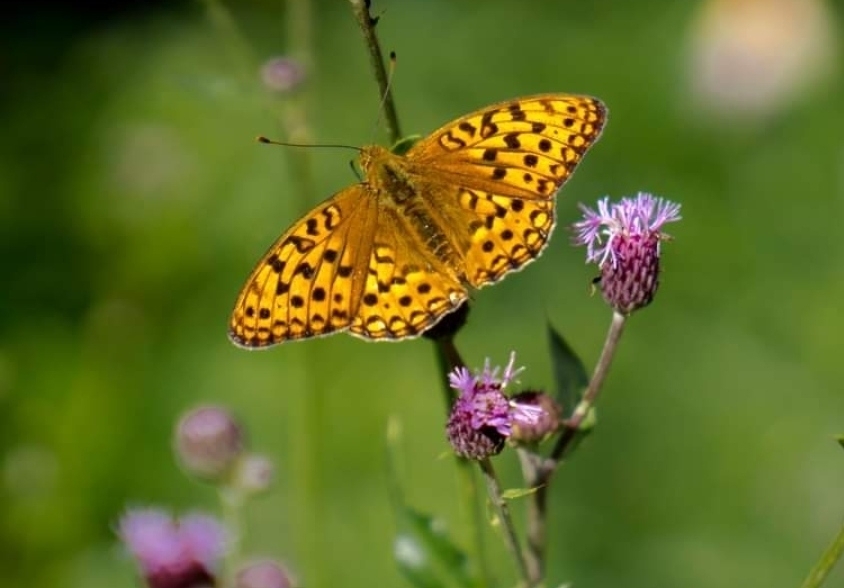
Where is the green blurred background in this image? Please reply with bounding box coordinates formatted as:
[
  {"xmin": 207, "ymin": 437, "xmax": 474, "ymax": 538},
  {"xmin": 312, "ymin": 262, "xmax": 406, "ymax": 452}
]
[{"xmin": 3, "ymin": 0, "xmax": 844, "ymax": 586}]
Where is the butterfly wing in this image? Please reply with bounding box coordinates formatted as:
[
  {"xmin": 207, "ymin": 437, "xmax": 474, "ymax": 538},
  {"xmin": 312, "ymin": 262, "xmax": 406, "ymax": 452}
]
[
  {"xmin": 348, "ymin": 204, "xmax": 467, "ymax": 340},
  {"xmin": 406, "ymin": 94, "xmax": 606, "ymax": 287},
  {"xmin": 229, "ymin": 184, "xmax": 378, "ymax": 347}
]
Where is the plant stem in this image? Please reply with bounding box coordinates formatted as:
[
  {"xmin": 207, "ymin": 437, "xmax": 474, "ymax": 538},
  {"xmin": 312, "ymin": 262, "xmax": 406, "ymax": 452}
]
[
  {"xmin": 516, "ymin": 449, "xmax": 545, "ymax": 585},
  {"xmin": 522, "ymin": 311, "xmax": 628, "ymax": 583},
  {"xmin": 479, "ymin": 458, "xmax": 530, "ymax": 586},
  {"xmin": 435, "ymin": 337, "xmax": 490, "ymax": 587},
  {"xmin": 218, "ymin": 485, "xmax": 245, "ymax": 585},
  {"xmin": 800, "ymin": 519, "xmax": 844, "ymax": 588},
  {"xmin": 348, "ymin": 0, "xmax": 402, "ymax": 144},
  {"xmin": 201, "ymin": 0, "xmax": 256, "ymax": 83},
  {"xmin": 549, "ymin": 311, "xmax": 627, "ymax": 467}
]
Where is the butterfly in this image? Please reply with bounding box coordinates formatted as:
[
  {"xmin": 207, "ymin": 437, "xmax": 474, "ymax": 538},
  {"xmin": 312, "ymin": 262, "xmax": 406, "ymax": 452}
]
[{"xmin": 229, "ymin": 93, "xmax": 606, "ymax": 347}]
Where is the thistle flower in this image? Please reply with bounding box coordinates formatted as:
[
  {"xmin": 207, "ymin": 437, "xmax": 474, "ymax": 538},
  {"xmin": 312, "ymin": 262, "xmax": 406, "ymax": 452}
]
[
  {"xmin": 446, "ymin": 353, "xmax": 543, "ymax": 459},
  {"xmin": 573, "ymin": 193, "xmax": 681, "ymax": 314},
  {"xmin": 118, "ymin": 508, "xmax": 228, "ymax": 588}
]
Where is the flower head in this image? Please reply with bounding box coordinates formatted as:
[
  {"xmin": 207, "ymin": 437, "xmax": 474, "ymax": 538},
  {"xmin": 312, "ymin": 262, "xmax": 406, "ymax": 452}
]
[
  {"xmin": 446, "ymin": 353, "xmax": 543, "ymax": 459},
  {"xmin": 118, "ymin": 508, "xmax": 228, "ymax": 588},
  {"xmin": 573, "ymin": 193, "xmax": 681, "ymax": 314}
]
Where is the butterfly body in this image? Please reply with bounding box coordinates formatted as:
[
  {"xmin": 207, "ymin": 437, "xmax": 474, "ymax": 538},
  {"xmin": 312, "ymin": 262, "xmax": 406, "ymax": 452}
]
[{"xmin": 229, "ymin": 94, "xmax": 607, "ymax": 347}]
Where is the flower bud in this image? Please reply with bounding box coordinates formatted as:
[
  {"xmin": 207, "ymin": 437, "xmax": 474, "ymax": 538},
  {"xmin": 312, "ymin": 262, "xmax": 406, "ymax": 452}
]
[
  {"xmin": 598, "ymin": 232, "xmax": 661, "ymax": 314},
  {"xmin": 236, "ymin": 560, "xmax": 294, "ymax": 588},
  {"xmin": 231, "ymin": 453, "xmax": 274, "ymax": 495},
  {"xmin": 509, "ymin": 391, "xmax": 563, "ymax": 445},
  {"xmin": 174, "ymin": 406, "xmax": 243, "ymax": 481},
  {"xmin": 260, "ymin": 57, "xmax": 305, "ymax": 94}
]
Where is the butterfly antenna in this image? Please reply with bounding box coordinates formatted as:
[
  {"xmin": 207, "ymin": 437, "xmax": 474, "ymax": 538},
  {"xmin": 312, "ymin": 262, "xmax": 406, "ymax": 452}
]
[
  {"xmin": 370, "ymin": 50, "xmax": 398, "ymax": 141},
  {"xmin": 256, "ymin": 136, "xmax": 362, "ymax": 154}
]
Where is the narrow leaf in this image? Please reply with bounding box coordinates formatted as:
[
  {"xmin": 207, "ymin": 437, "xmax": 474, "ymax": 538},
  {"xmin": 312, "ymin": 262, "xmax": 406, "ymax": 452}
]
[{"xmin": 546, "ymin": 322, "xmax": 588, "ymax": 417}]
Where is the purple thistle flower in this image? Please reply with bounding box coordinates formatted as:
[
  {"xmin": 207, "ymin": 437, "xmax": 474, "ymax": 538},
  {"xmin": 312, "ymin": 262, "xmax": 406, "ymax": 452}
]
[
  {"xmin": 572, "ymin": 193, "xmax": 681, "ymax": 314},
  {"xmin": 446, "ymin": 353, "xmax": 543, "ymax": 459},
  {"xmin": 118, "ymin": 508, "xmax": 228, "ymax": 588}
]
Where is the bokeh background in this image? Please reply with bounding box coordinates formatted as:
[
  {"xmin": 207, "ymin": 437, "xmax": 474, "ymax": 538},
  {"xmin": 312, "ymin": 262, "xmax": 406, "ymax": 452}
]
[{"xmin": 3, "ymin": 0, "xmax": 844, "ymax": 586}]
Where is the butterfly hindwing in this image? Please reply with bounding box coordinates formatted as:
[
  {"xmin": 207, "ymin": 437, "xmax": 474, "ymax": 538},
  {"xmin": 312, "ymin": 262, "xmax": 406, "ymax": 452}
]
[{"xmin": 349, "ymin": 206, "xmax": 467, "ymax": 340}]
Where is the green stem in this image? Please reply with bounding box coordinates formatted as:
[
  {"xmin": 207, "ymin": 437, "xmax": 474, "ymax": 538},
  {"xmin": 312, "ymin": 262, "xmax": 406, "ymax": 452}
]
[
  {"xmin": 200, "ymin": 0, "xmax": 256, "ymax": 83},
  {"xmin": 479, "ymin": 458, "xmax": 530, "ymax": 586},
  {"xmin": 435, "ymin": 337, "xmax": 490, "ymax": 587},
  {"xmin": 515, "ymin": 449, "xmax": 545, "ymax": 585},
  {"xmin": 800, "ymin": 519, "xmax": 844, "ymax": 588},
  {"xmin": 218, "ymin": 485, "xmax": 246, "ymax": 586},
  {"xmin": 348, "ymin": 0, "xmax": 402, "ymax": 143},
  {"xmin": 547, "ymin": 311, "xmax": 627, "ymax": 468},
  {"xmin": 523, "ymin": 311, "xmax": 628, "ymax": 585}
]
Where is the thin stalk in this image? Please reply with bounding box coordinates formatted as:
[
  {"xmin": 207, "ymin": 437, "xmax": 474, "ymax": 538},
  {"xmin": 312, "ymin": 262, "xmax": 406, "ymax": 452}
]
[
  {"xmin": 348, "ymin": 0, "xmax": 402, "ymax": 143},
  {"xmin": 548, "ymin": 311, "xmax": 627, "ymax": 469},
  {"xmin": 479, "ymin": 458, "xmax": 530, "ymax": 586},
  {"xmin": 800, "ymin": 519, "xmax": 844, "ymax": 588},
  {"xmin": 435, "ymin": 337, "xmax": 491, "ymax": 588},
  {"xmin": 523, "ymin": 311, "xmax": 629, "ymax": 583},
  {"xmin": 218, "ymin": 485, "xmax": 246, "ymax": 585},
  {"xmin": 516, "ymin": 449, "xmax": 545, "ymax": 584}
]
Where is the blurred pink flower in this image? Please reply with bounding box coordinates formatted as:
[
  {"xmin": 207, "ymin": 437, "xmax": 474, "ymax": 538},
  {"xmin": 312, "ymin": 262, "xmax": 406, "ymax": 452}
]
[
  {"xmin": 686, "ymin": 0, "xmax": 838, "ymax": 122},
  {"xmin": 118, "ymin": 508, "xmax": 227, "ymax": 588}
]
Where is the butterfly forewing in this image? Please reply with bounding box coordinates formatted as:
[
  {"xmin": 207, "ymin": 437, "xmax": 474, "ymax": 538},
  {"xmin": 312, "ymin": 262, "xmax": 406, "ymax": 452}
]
[
  {"xmin": 229, "ymin": 185, "xmax": 378, "ymax": 347},
  {"xmin": 405, "ymin": 94, "xmax": 606, "ymax": 288},
  {"xmin": 408, "ymin": 94, "xmax": 606, "ymax": 199}
]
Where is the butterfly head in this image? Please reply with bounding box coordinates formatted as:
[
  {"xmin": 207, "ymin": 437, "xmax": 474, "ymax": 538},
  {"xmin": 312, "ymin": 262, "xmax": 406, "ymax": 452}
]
[{"xmin": 358, "ymin": 144, "xmax": 392, "ymax": 175}]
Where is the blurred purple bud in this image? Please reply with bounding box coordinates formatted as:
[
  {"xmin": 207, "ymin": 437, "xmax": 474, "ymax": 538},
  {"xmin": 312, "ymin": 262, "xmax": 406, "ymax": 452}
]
[
  {"xmin": 175, "ymin": 405, "xmax": 243, "ymax": 481},
  {"xmin": 260, "ymin": 57, "xmax": 306, "ymax": 94},
  {"xmin": 232, "ymin": 454, "xmax": 275, "ymax": 495},
  {"xmin": 236, "ymin": 560, "xmax": 294, "ymax": 588}
]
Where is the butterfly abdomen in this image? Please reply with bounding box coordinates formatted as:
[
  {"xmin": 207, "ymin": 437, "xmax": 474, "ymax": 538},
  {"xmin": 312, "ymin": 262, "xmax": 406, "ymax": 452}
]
[
  {"xmin": 366, "ymin": 146, "xmax": 464, "ymax": 273},
  {"xmin": 401, "ymin": 199, "xmax": 460, "ymax": 268}
]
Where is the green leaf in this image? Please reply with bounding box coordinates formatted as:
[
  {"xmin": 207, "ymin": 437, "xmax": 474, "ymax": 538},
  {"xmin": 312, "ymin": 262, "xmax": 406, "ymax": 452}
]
[
  {"xmin": 386, "ymin": 418, "xmax": 480, "ymax": 588},
  {"xmin": 391, "ymin": 134, "xmax": 422, "ymax": 155},
  {"xmin": 836, "ymin": 435, "xmax": 844, "ymax": 451},
  {"xmin": 395, "ymin": 508, "xmax": 477, "ymax": 588},
  {"xmin": 546, "ymin": 322, "xmax": 588, "ymax": 418}
]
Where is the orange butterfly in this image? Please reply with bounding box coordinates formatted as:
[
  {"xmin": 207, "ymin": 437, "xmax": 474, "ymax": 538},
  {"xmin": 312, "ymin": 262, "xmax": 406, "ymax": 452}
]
[{"xmin": 229, "ymin": 94, "xmax": 606, "ymax": 347}]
